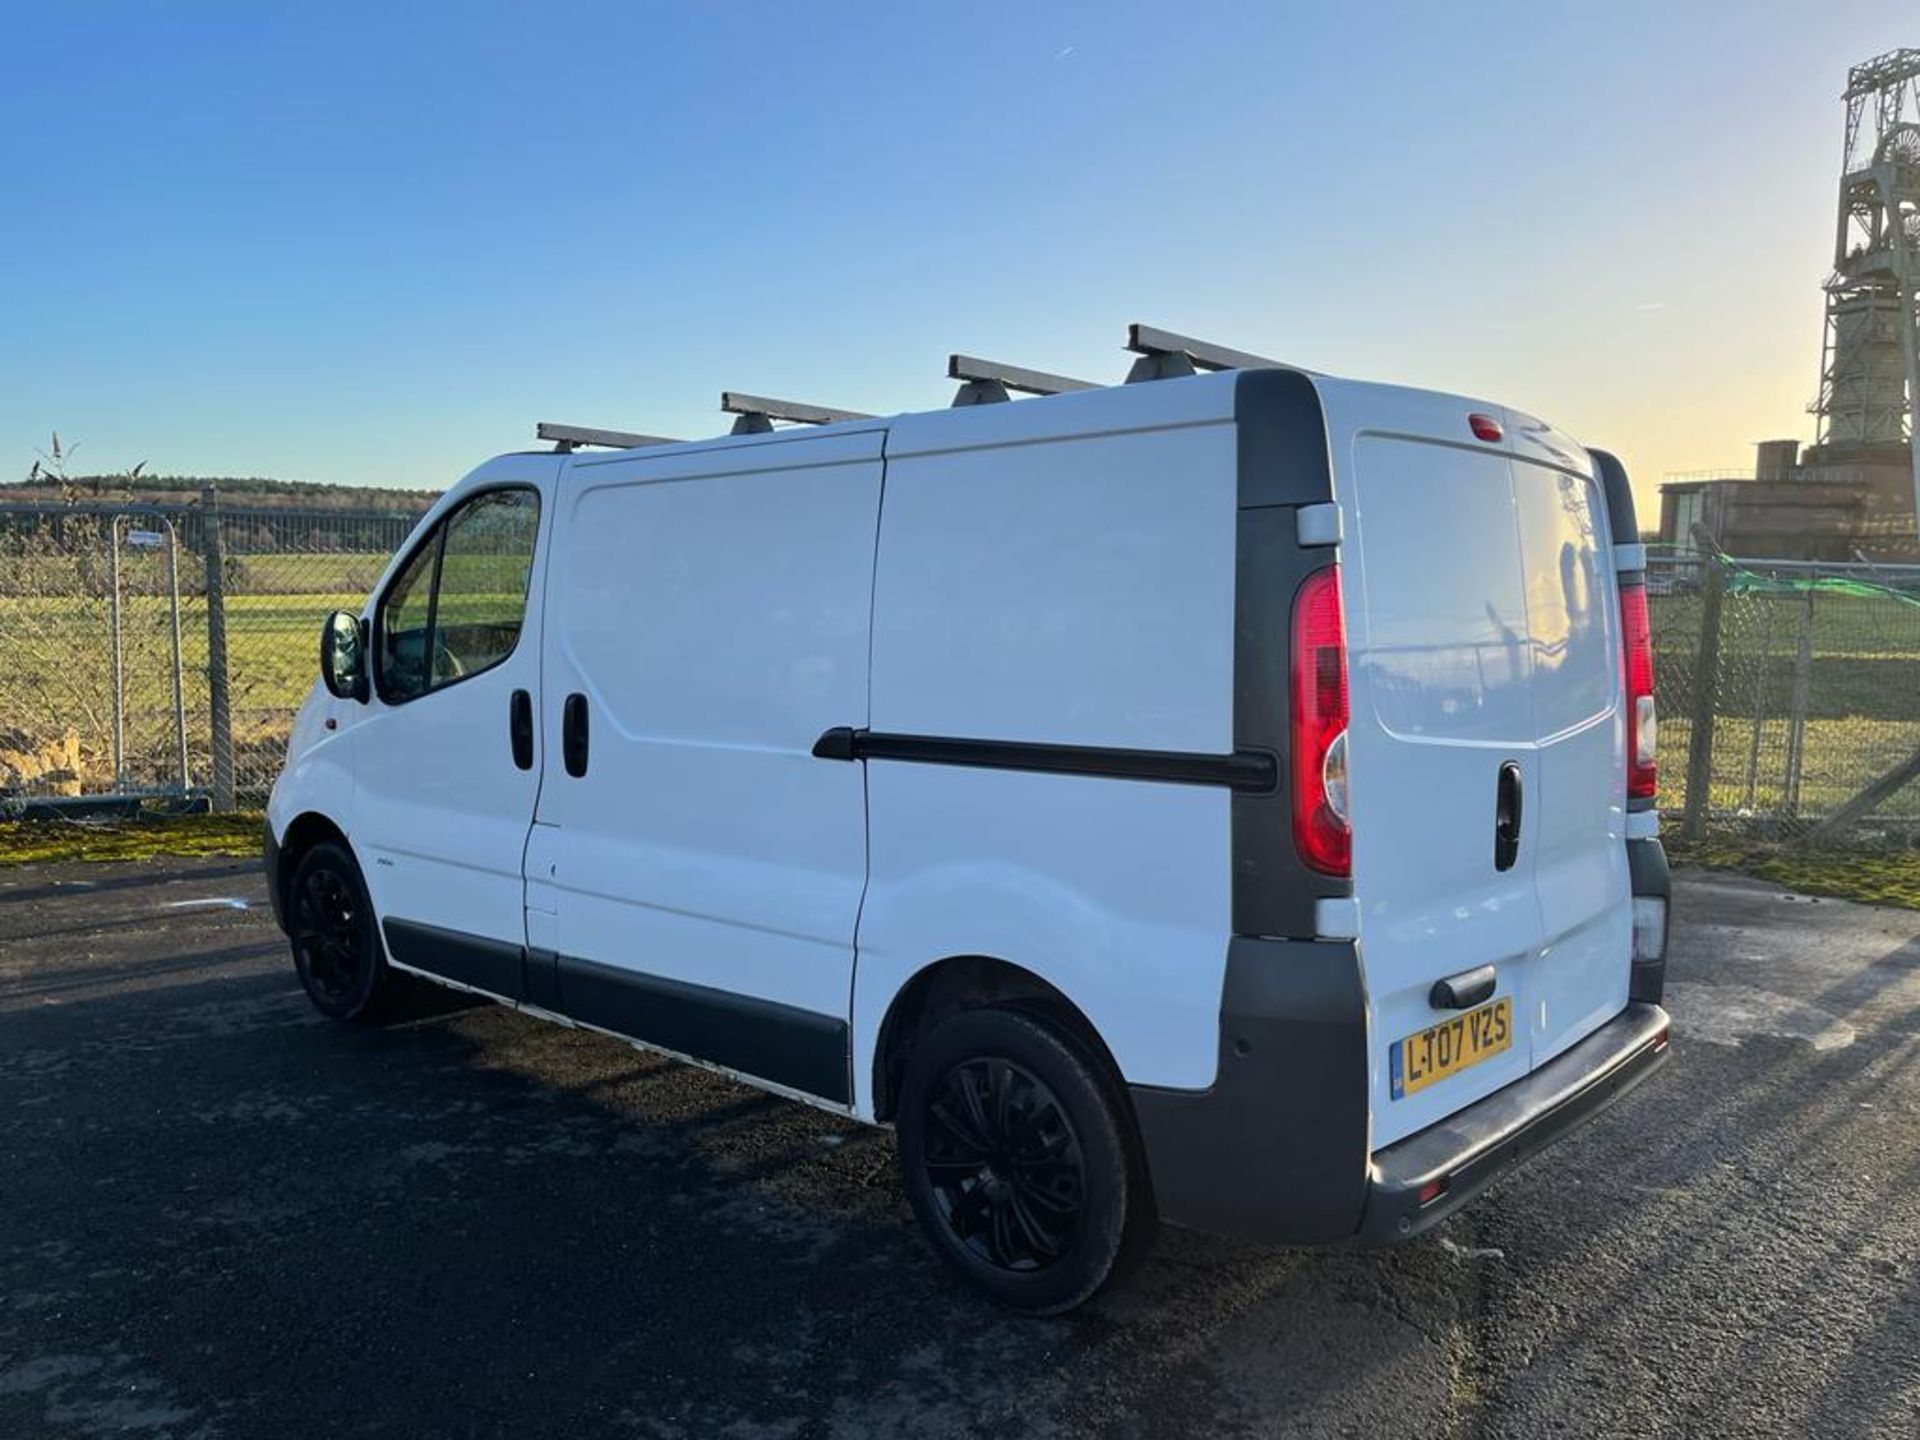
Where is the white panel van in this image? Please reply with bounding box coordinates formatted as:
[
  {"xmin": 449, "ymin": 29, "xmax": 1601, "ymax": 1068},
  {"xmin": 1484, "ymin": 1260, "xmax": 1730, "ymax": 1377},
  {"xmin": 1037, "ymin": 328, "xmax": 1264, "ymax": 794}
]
[{"xmin": 266, "ymin": 348, "xmax": 1672, "ymax": 1314}]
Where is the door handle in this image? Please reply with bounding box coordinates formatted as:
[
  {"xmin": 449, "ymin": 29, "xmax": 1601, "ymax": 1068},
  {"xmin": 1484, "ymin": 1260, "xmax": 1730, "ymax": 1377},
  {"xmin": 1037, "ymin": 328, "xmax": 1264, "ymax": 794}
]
[
  {"xmin": 562, "ymin": 692, "xmax": 589, "ymax": 778},
  {"xmin": 509, "ymin": 689, "xmax": 534, "ymax": 771},
  {"xmin": 1494, "ymin": 760, "xmax": 1523, "ymax": 872},
  {"xmin": 1431, "ymin": 963, "xmax": 1498, "ymax": 1011}
]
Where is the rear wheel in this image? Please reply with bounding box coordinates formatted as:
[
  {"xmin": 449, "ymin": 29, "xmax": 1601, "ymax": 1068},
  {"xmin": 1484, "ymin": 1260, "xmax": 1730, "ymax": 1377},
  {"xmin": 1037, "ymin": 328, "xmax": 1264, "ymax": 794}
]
[
  {"xmin": 287, "ymin": 840, "xmax": 400, "ymax": 1023},
  {"xmin": 897, "ymin": 1007, "xmax": 1151, "ymax": 1314}
]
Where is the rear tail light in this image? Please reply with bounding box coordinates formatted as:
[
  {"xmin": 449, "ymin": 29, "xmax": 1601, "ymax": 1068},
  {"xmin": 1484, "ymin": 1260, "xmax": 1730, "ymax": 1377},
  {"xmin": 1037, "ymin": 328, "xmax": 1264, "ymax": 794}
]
[
  {"xmin": 1291, "ymin": 566, "xmax": 1351, "ymax": 876},
  {"xmin": 1619, "ymin": 577, "xmax": 1657, "ymax": 801}
]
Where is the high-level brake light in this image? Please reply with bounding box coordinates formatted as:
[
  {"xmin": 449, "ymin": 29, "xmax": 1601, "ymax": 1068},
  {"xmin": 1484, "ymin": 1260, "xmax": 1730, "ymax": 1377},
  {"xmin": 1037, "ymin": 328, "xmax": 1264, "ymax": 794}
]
[
  {"xmin": 1620, "ymin": 577, "xmax": 1657, "ymax": 801},
  {"xmin": 1291, "ymin": 566, "xmax": 1351, "ymax": 876}
]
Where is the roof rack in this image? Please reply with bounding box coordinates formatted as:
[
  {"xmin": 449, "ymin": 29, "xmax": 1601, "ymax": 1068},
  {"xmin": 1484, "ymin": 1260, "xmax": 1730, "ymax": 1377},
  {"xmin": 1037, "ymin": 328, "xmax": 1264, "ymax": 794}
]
[
  {"xmin": 947, "ymin": 354, "xmax": 1098, "ymax": 407},
  {"xmin": 1122, "ymin": 324, "xmax": 1284, "ymax": 382},
  {"xmin": 540, "ymin": 325, "xmax": 1292, "ymax": 450},
  {"xmin": 721, "ymin": 392, "xmax": 874, "ymax": 435},
  {"xmin": 537, "ymin": 422, "xmax": 680, "ymax": 453}
]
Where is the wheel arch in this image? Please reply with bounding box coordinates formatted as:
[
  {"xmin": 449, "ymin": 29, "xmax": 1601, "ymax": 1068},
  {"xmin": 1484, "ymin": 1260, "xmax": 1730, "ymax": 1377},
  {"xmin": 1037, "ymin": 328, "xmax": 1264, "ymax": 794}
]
[
  {"xmin": 274, "ymin": 811, "xmax": 352, "ymax": 918},
  {"xmin": 870, "ymin": 954, "xmax": 1130, "ymax": 1126}
]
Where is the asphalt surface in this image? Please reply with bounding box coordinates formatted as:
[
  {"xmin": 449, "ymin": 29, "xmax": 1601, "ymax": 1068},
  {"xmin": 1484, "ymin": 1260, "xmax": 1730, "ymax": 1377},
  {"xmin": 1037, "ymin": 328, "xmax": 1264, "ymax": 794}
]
[{"xmin": 3, "ymin": 857, "xmax": 1918, "ymax": 1439}]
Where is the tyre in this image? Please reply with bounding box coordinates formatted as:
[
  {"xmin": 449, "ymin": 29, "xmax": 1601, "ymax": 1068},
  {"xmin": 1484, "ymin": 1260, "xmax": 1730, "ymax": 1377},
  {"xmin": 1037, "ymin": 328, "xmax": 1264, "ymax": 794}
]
[
  {"xmin": 286, "ymin": 840, "xmax": 401, "ymax": 1023},
  {"xmin": 897, "ymin": 1007, "xmax": 1152, "ymax": 1315}
]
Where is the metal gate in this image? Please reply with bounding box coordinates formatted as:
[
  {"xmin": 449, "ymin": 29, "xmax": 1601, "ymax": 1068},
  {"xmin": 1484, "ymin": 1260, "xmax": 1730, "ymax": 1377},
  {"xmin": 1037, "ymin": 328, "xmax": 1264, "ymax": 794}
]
[{"xmin": 0, "ymin": 494, "xmax": 426, "ymax": 810}]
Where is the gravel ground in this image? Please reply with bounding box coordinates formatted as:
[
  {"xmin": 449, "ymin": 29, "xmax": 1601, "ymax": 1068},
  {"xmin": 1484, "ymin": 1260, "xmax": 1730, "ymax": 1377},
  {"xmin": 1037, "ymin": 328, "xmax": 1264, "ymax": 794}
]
[{"xmin": 2, "ymin": 857, "xmax": 1916, "ymax": 1438}]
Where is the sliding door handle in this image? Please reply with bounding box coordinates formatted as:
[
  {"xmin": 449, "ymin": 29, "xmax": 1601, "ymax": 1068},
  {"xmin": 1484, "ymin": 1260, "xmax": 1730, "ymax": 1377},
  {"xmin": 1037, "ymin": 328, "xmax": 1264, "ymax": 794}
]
[
  {"xmin": 509, "ymin": 689, "xmax": 534, "ymax": 770},
  {"xmin": 562, "ymin": 693, "xmax": 589, "ymax": 778}
]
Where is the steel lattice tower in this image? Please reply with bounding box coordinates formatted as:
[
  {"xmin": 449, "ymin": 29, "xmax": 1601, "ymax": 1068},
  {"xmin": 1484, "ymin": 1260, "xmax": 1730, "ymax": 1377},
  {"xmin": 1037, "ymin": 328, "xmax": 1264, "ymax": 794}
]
[{"xmin": 1810, "ymin": 49, "xmax": 1920, "ymax": 529}]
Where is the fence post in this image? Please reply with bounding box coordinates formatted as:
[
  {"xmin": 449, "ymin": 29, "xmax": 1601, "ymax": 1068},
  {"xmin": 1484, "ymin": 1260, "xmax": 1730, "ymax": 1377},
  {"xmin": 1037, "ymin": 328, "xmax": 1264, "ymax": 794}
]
[
  {"xmin": 1782, "ymin": 587, "xmax": 1814, "ymax": 818},
  {"xmin": 202, "ymin": 486, "xmax": 235, "ymax": 812},
  {"xmin": 1740, "ymin": 592, "xmax": 1775, "ymax": 810},
  {"xmin": 165, "ymin": 521, "xmax": 189, "ymax": 794},
  {"xmin": 108, "ymin": 517, "xmax": 125, "ymax": 789},
  {"xmin": 1681, "ymin": 556, "xmax": 1727, "ymax": 842},
  {"xmin": 1806, "ymin": 746, "xmax": 1920, "ymax": 845}
]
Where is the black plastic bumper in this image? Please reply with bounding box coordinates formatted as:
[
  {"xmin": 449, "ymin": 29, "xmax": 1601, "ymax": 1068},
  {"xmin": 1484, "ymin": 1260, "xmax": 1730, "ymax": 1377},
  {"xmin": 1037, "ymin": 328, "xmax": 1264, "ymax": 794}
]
[
  {"xmin": 1121, "ymin": 940, "xmax": 1382, "ymax": 1244},
  {"xmin": 1355, "ymin": 1000, "xmax": 1670, "ymax": 1246},
  {"xmin": 1130, "ymin": 938, "xmax": 1374, "ymax": 1245},
  {"xmin": 1129, "ymin": 935, "xmax": 1671, "ymax": 1249}
]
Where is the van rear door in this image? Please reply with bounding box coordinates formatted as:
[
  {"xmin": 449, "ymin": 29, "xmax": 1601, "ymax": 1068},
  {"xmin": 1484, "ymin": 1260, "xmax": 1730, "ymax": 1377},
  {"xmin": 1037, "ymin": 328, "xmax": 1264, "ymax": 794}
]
[
  {"xmin": 1507, "ymin": 424, "xmax": 1634, "ymax": 1071},
  {"xmin": 1325, "ymin": 387, "xmax": 1629, "ymax": 1147}
]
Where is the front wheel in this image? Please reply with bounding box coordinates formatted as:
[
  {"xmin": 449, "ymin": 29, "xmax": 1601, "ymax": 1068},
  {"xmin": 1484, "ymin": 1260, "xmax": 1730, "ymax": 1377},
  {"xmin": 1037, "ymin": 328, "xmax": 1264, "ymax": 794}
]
[
  {"xmin": 897, "ymin": 1007, "xmax": 1152, "ymax": 1315},
  {"xmin": 287, "ymin": 840, "xmax": 401, "ymax": 1023}
]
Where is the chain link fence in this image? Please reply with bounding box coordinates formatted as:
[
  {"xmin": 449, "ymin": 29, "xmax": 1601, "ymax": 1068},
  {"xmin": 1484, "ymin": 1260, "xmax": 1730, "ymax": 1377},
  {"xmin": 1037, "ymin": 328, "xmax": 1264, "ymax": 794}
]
[
  {"xmin": 6, "ymin": 501, "xmax": 1919, "ymax": 850},
  {"xmin": 0, "ymin": 494, "xmax": 427, "ymax": 811},
  {"xmin": 1650, "ymin": 547, "xmax": 1920, "ymax": 848}
]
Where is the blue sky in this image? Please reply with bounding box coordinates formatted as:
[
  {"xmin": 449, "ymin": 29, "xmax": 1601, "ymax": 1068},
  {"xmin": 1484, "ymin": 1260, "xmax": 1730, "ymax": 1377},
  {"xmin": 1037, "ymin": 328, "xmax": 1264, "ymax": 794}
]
[{"xmin": 2, "ymin": 1, "xmax": 1913, "ymax": 511}]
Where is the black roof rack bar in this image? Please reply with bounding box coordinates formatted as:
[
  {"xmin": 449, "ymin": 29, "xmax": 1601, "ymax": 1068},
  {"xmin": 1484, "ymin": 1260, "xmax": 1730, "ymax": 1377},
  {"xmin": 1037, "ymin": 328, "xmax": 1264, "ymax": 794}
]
[
  {"xmin": 947, "ymin": 354, "xmax": 1099, "ymax": 407},
  {"xmin": 721, "ymin": 392, "xmax": 875, "ymax": 434},
  {"xmin": 1123, "ymin": 324, "xmax": 1284, "ymax": 383},
  {"xmin": 537, "ymin": 422, "xmax": 680, "ymax": 452}
]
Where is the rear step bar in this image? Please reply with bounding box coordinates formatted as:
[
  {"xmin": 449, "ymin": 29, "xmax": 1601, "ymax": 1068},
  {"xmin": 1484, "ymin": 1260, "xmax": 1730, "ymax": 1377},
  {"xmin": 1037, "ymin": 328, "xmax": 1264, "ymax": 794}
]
[{"xmin": 1358, "ymin": 1001, "xmax": 1671, "ymax": 1245}]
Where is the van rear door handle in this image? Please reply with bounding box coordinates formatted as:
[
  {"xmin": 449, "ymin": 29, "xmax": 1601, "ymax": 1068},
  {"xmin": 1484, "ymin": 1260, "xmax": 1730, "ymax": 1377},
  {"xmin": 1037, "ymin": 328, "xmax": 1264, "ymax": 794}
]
[
  {"xmin": 510, "ymin": 689, "xmax": 534, "ymax": 770},
  {"xmin": 562, "ymin": 693, "xmax": 589, "ymax": 778},
  {"xmin": 1431, "ymin": 964, "xmax": 1498, "ymax": 1011},
  {"xmin": 1494, "ymin": 760, "xmax": 1523, "ymax": 871}
]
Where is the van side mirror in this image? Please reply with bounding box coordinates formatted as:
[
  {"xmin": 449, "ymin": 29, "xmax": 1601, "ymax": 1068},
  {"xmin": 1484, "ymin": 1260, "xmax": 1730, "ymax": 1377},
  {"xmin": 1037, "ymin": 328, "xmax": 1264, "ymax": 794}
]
[{"xmin": 320, "ymin": 610, "xmax": 370, "ymax": 702}]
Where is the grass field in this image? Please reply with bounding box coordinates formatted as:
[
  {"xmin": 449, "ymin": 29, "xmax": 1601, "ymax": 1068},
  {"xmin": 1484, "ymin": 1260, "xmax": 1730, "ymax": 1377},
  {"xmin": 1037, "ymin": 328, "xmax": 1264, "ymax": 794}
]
[
  {"xmin": 1657, "ymin": 714, "xmax": 1920, "ymax": 824},
  {"xmin": 1, "ymin": 550, "xmax": 391, "ymax": 597},
  {"xmin": 230, "ymin": 551, "xmax": 392, "ymax": 595},
  {"xmin": 0, "ymin": 577, "xmax": 362, "ymax": 796},
  {"xmin": 1649, "ymin": 589, "xmax": 1920, "ymax": 722},
  {"xmin": 1648, "ymin": 585, "xmax": 1920, "ymax": 828}
]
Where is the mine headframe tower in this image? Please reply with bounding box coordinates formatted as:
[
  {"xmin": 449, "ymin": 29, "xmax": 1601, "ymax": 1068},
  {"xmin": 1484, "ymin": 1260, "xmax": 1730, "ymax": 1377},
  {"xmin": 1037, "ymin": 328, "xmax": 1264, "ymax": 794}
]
[{"xmin": 1811, "ymin": 48, "xmax": 1920, "ymax": 531}]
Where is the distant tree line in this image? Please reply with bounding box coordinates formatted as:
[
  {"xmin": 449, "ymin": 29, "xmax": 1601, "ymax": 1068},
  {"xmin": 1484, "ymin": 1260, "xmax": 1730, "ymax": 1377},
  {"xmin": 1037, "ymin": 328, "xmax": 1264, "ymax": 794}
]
[{"xmin": 4, "ymin": 472, "xmax": 438, "ymax": 512}]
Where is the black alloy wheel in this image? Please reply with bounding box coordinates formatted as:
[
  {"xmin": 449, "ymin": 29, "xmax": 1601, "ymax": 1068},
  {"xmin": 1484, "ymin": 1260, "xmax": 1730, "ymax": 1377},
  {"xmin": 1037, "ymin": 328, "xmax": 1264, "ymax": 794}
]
[
  {"xmin": 924, "ymin": 1056, "xmax": 1087, "ymax": 1272},
  {"xmin": 898, "ymin": 1007, "xmax": 1151, "ymax": 1315},
  {"xmin": 287, "ymin": 840, "xmax": 390, "ymax": 1022}
]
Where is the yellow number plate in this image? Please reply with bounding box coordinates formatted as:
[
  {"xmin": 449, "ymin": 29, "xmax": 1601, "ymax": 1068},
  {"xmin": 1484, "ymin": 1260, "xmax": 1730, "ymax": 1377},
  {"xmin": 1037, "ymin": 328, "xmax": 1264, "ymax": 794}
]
[{"xmin": 1391, "ymin": 997, "xmax": 1512, "ymax": 1100}]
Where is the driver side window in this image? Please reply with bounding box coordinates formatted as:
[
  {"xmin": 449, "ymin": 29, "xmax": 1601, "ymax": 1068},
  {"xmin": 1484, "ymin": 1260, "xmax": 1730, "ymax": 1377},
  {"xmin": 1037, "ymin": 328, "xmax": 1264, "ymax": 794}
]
[{"xmin": 376, "ymin": 488, "xmax": 540, "ymax": 704}]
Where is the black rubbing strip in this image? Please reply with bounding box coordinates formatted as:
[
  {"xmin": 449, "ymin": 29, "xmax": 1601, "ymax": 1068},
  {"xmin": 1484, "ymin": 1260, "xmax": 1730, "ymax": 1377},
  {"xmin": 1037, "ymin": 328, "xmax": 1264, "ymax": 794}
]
[
  {"xmin": 381, "ymin": 920, "xmax": 849, "ymax": 1103},
  {"xmin": 812, "ymin": 727, "xmax": 1276, "ymax": 793},
  {"xmin": 383, "ymin": 918, "xmax": 528, "ymax": 1001},
  {"xmin": 555, "ymin": 954, "xmax": 851, "ymax": 1104}
]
